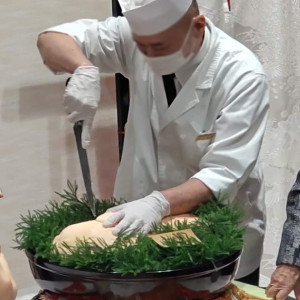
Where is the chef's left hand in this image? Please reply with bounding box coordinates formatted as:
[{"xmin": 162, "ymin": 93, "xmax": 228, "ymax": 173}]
[
  {"xmin": 102, "ymin": 191, "xmax": 170, "ymax": 236},
  {"xmin": 266, "ymin": 264, "xmax": 300, "ymax": 300}
]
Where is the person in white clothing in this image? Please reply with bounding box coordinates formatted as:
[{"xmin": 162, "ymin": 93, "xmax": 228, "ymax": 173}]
[{"xmin": 37, "ymin": 0, "xmax": 269, "ymax": 283}]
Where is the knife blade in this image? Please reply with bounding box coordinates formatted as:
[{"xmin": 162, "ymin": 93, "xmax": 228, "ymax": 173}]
[{"xmin": 73, "ymin": 121, "xmax": 96, "ymax": 217}]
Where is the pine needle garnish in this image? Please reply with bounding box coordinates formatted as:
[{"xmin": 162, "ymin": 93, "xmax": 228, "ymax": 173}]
[{"xmin": 15, "ymin": 183, "xmax": 245, "ymax": 274}]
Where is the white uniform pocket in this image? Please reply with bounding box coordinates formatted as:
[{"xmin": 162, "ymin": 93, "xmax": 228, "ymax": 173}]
[{"xmin": 195, "ymin": 132, "xmax": 216, "ymax": 157}]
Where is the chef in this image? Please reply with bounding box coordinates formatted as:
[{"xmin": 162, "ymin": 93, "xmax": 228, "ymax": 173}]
[{"xmin": 37, "ymin": 0, "xmax": 269, "ymax": 281}]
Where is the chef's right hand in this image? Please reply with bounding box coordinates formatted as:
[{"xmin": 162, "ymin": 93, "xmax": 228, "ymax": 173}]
[
  {"xmin": 266, "ymin": 264, "xmax": 300, "ymax": 300},
  {"xmin": 64, "ymin": 66, "xmax": 101, "ymax": 149},
  {"xmin": 101, "ymin": 191, "xmax": 170, "ymax": 236}
]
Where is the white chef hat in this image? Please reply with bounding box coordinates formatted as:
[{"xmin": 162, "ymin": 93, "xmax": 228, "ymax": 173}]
[{"xmin": 120, "ymin": 0, "xmax": 193, "ymax": 35}]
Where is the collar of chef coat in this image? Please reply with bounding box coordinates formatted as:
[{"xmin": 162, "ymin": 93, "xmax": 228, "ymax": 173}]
[
  {"xmin": 175, "ymin": 24, "xmax": 211, "ymax": 87},
  {"xmin": 150, "ymin": 19, "xmax": 219, "ymax": 131}
]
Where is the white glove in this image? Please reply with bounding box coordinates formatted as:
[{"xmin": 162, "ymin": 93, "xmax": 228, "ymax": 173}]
[
  {"xmin": 266, "ymin": 264, "xmax": 300, "ymax": 300},
  {"xmin": 64, "ymin": 66, "xmax": 100, "ymax": 149},
  {"xmin": 103, "ymin": 191, "xmax": 170, "ymax": 235}
]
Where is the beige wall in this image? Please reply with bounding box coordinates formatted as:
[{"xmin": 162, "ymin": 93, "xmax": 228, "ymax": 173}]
[{"xmin": 0, "ymin": 0, "xmax": 119, "ymax": 293}]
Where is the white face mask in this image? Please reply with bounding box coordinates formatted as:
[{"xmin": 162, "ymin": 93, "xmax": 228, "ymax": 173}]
[{"xmin": 142, "ymin": 23, "xmax": 196, "ymax": 76}]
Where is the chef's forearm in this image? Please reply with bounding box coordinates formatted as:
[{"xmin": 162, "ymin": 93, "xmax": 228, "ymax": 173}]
[
  {"xmin": 37, "ymin": 32, "xmax": 93, "ymax": 74},
  {"xmin": 161, "ymin": 178, "xmax": 212, "ymax": 215}
]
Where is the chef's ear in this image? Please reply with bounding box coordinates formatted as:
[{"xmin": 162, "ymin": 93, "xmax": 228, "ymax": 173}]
[{"xmin": 193, "ymin": 15, "xmax": 206, "ymax": 38}]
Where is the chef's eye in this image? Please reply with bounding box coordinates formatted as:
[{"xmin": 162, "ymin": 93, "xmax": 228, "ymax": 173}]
[{"xmin": 153, "ymin": 45, "xmax": 167, "ymax": 51}]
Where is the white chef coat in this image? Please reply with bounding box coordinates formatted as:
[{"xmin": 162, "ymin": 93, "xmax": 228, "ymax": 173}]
[{"xmin": 45, "ymin": 16, "xmax": 269, "ymax": 277}]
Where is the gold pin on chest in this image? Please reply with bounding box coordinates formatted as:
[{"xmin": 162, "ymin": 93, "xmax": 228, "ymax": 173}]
[{"xmin": 196, "ymin": 133, "xmax": 216, "ymax": 141}]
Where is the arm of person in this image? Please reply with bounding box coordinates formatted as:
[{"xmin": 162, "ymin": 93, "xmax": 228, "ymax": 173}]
[
  {"xmin": 161, "ymin": 178, "xmax": 212, "ymax": 215},
  {"xmin": 266, "ymin": 171, "xmax": 300, "ymax": 300},
  {"xmin": 37, "ymin": 17, "xmax": 135, "ymax": 76},
  {"xmin": 161, "ymin": 72, "xmax": 269, "ymax": 216},
  {"xmin": 102, "ymin": 178, "xmax": 211, "ymax": 235},
  {"xmin": 37, "ymin": 17, "xmax": 135, "ymax": 148},
  {"xmin": 190, "ymin": 72, "xmax": 269, "ymax": 203},
  {"xmin": 37, "ymin": 32, "xmax": 93, "ymax": 74},
  {"xmin": 0, "ymin": 245, "xmax": 17, "ymax": 300}
]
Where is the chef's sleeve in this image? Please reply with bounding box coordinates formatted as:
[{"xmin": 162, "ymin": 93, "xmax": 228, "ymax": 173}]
[
  {"xmin": 192, "ymin": 72, "xmax": 269, "ymax": 200},
  {"xmin": 276, "ymin": 171, "xmax": 300, "ymax": 267},
  {"xmin": 42, "ymin": 17, "xmax": 134, "ymax": 77}
]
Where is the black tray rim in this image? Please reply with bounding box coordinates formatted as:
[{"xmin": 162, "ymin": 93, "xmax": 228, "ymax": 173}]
[{"xmin": 26, "ymin": 249, "xmax": 241, "ymax": 280}]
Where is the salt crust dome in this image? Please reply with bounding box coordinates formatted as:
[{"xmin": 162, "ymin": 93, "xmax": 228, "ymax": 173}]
[{"xmin": 53, "ymin": 212, "xmax": 198, "ymax": 253}]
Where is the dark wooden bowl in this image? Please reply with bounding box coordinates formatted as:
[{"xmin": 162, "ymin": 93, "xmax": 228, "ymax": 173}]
[{"xmin": 26, "ymin": 250, "xmax": 241, "ymax": 300}]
